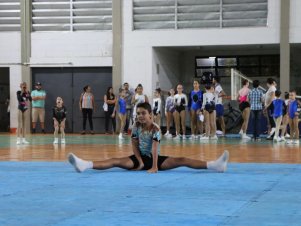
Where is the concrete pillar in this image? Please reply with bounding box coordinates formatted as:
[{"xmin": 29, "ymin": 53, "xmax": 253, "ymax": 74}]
[
  {"xmin": 280, "ymin": 0, "xmax": 290, "ymax": 92},
  {"xmin": 20, "ymin": 0, "xmax": 32, "ymax": 133},
  {"xmin": 112, "ymin": 0, "xmax": 122, "ymax": 93}
]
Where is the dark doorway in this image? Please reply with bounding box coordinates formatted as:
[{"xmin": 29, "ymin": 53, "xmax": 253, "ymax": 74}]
[
  {"xmin": 0, "ymin": 68, "xmax": 10, "ymax": 132},
  {"xmin": 32, "ymin": 67, "xmax": 112, "ymax": 133}
]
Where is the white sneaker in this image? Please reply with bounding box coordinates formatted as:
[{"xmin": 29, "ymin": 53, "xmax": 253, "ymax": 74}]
[
  {"xmin": 239, "ymin": 130, "xmax": 243, "ymax": 136},
  {"xmin": 22, "ymin": 138, "xmax": 29, "ymax": 144},
  {"xmin": 191, "ymin": 134, "xmax": 195, "ymax": 139},
  {"xmin": 173, "ymin": 135, "xmax": 181, "ymax": 140},
  {"xmin": 269, "ymin": 128, "xmax": 276, "ymax": 136},
  {"xmin": 242, "ymin": 134, "xmax": 251, "ymax": 140},
  {"xmin": 194, "ymin": 135, "xmax": 199, "ymax": 139},
  {"xmin": 164, "ymin": 131, "xmax": 170, "ymax": 136},
  {"xmin": 286, "ymin": 140, "xmax": 292, "ymax": 145},
  {"xmin": 285, "ymin": 133, "xmax": 290, "ymax": 138},
  {"xmin": 200, "ymin": 136, "xmax": 210, "ymax": 140},
  {"xmin": 61, "ymin": 138, "xmax": 66, "ymax": 144},
  {"xmin": 118, "ymin": 133, "xmax": 124, "ymax": 140},
  {"xmin": 199, "ymin": 133, "xmax": 206, "ymax": 138},
  {"xmin": 16, "ymin": 138, "xmax": 21, "ymax": 145},
  {"xmin": 293, "ymin": 140, "xmax": 299, "ymax": 145},
  {"xmin": 53, "ymin": 138, "xmax": 59, "ymax": 144},
  {"xmin": 166, "ymin": 134, "xmax": 173, "ymax": 138},
  {"xmin": 211, "ymin": 135, "xmax": 218, "ymax": 140},
  {"xmin": 279, "ymin": 137, "xmax": 286, "ymax": 142}
]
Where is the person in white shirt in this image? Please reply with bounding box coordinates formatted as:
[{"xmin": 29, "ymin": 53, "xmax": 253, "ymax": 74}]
[
  {"xmin": 264, "ymin": 78, "xmax": 277, "ymax": 139},
  {"xmin": 152, "ymin": 88, "xmax": 162, "ymax": 127},
  {"xmin": 173, "ymin": 84, "xmax": 188, "ymax": 139},
  {"xmin": 213, "ymin": 77, "xmax": 226, "ymax": 136},
  {"xmin": 201, "ymin": 84, "xmax": 217, "ymax": 140},
  {"xmin": 132, "ymin": 84, "xmax": 149, "ymax": 122},
  {"xmin": 164, "ymin": 88, "xmax": 175, "ymax": 138}
]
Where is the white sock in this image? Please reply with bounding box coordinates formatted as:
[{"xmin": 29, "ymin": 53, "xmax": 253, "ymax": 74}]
[
  {"xmin": 68, "ymin": 153, "xmax": 93, "ymax": 173},
  {"xmin": 207, "ymin": 150, "xmax": 229, "ymax": 173}
]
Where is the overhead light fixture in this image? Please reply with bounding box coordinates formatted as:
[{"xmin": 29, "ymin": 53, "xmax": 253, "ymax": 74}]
[{"xmin": 209, "ymin": 57, "xmax": 216, "ymax": 60}]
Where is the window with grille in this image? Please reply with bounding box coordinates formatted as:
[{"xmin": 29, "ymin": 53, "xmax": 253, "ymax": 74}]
[
  {"xmin": 195, "ymin": 55, "xmax": 280, "ymax": 78},
  {"xmin": 32, "ymin": 0, "xmax": 112, "ymax": 32},
  {"xmin": 0, "ymin": 0, "xmax": 21, "ymax": 32},
  {"xmin": 133, "ymin": 0, "xmax": 268, "ymax": 30}
]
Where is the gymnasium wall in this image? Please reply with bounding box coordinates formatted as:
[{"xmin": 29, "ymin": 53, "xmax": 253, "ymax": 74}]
[
  {"xmin": 0, "ymin": 33, "xmax": 21, "ymax": 64},
  {"xmin": 152, "ymin": 48, "xmax": 182, "ymax": 92},
  {"xmin": 122, "ymin": 0, "xmax": 281, "ymax": 99},
  {"xmin": 30, "ymin": 32, "xmax": 113, "ymax": 67},
  {"xmin": 290, "ymin": 0, "xmax": 301, "ymax": 43}
]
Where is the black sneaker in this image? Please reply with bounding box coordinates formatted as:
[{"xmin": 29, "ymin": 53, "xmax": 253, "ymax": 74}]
[
  {"xmin": 81, "ymin": 131, "xmax": 86, "ymax": 135},
  {"xmin": 42, "ymin": 129, "xmax": 46, "ymax": 134},
  {"xmin": 32, "ymin": 128, "xmax": 36, "ymax": 134}
]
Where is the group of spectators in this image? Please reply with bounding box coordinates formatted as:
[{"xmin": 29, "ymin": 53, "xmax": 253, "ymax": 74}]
[
  {"xmin": 15, "ymin": 78, "xmax": 300, "ymax": 145},
  {"xmin": 240, "ymin": 78, "xmax": 300, "ymax": 144}
]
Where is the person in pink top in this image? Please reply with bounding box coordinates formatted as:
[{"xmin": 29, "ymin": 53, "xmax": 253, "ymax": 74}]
[{"xmin": 238, "ymin": 80, "xmax": 251, "ymax": 139}]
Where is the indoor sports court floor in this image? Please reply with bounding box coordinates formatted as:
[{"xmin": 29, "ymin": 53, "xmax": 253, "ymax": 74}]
[{"xmin": 1, "ymin": 134, "xmax": 301, "ymax": 226}]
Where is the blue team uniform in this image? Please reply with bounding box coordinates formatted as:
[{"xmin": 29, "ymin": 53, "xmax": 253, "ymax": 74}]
[
  {"xmin": 118, "ymin": 98, "xmax": 126, "ymax": 114},
  {"xmin": 190, "ymin": 90, "xmax": 203, "ymax": 111},
  {"xmin": 289, "ymin": 100, "xmax": 298, "ymax": 119},
  {"xmin": 273, "ymin": 99, "xmax": 284, "ymax": 118}
]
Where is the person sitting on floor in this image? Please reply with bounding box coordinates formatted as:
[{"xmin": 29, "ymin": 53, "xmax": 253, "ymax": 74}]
[{"xmin": 68, "ymin": 102, "xmax": 229, "ymax": 173}]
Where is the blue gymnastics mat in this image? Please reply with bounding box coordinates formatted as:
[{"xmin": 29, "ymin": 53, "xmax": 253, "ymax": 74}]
[{"xmin": 1, "ymin": 162, "xmax": 301, "ymax": 226}]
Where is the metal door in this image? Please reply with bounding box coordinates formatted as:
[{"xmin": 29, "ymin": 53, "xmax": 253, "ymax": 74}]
[
  {"xmin": 0, "ymin": 68, "xmax": 9, "ymax": 132},
  {"xmin": 32, "ymin": 68, "xmax": 73, "ymax": 133},
  {"xmin": 32, "ymin": 67, "xmax": 112, "ymax": 133}
]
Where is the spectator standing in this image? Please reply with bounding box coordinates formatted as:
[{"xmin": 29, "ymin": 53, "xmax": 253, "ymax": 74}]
[
  {"xmin": 31, "ymin": 82, "xmax": 46, "ymax": 133},
  {"xmin": 118, "ymin": 89, "xmax": 127, "ymax": 139},
  {"xmin": 152, "ymin": 88, "xmax": 162, "ymax": 127},
  {"xmin": 264, "ymin": 78, "xmax": 277, "ymax": 139},
  {"xmin": 79, "ymin": 85, "xmax": 95, "ymax": 135},
  {"xmin": 164, "ymin": 88, "xmax": 175, "ymax": 138},
  {"xmin": 173, "ymin": 84, "xmax": 188, "ymax": 139},
  {"xmin": 238, "ymin": 79, "xmax": 251, "ymax": 139},
  {"xmin": 213, "ymin": 77, "xmax": 226, "ymax": 136},
  {"xmin": 123, "ymin": 82, "xmax": 134, "ymax": 134},
  {"xmin": 248, "ymin": 80, "xmax": 264, "ymax": 141},
  {"xmin": 53, "ymin": 97, "xmax": 67, "ymax": 144},
  {"xmin": 189, "ymin": 80, "xmax": 203, "ymax": 139},
  {"xmin": 16, "ymin": 82, "xmax": 32, "ymax": 145},
  {"xmin": 104, "ymin": 87, "xmax": 117, "ymax": 134}
]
